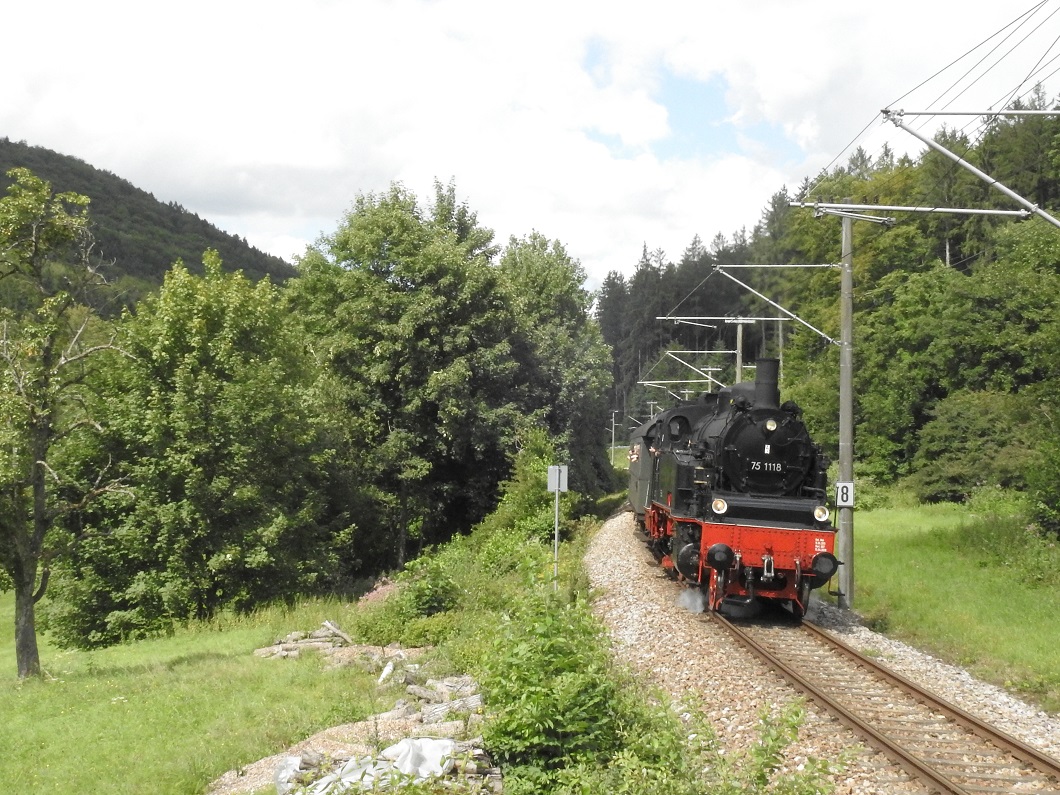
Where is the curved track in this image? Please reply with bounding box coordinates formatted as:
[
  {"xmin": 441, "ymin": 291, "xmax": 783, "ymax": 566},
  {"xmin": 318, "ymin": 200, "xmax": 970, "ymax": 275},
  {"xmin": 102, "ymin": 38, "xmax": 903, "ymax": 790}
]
[{"xmin": 710, "ymin": 612, "xmax": 1060, "ymax": 795}]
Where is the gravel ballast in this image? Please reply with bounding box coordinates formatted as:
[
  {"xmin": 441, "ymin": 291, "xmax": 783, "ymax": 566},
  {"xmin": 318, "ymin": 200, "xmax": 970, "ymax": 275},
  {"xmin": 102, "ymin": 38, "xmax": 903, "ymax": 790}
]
[{"xmin": 584, "ymin": 512, "xmax": 1060, "ymax": 795}]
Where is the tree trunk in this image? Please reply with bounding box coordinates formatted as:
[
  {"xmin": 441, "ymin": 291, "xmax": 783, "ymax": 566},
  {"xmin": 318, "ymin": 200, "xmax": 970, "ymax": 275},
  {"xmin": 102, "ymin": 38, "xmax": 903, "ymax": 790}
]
[
  {"xmin": 3, "ymin": 488, "xmax": 42, "ymax": 679},
  {"xmin": 14, "ymin": 573, "xmax": 41, "ymax": 679}
]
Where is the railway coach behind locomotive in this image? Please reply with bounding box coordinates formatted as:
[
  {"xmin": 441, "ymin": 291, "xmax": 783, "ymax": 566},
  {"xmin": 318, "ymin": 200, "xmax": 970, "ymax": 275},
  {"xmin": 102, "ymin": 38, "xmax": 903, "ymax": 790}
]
[{"xmin": 628, "ymin": 358, "xmax": 839, "ymax": 617}]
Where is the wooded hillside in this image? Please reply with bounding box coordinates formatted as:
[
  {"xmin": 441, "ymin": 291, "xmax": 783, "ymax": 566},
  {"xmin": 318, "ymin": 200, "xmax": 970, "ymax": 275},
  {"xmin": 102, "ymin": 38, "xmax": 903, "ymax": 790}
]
[{"xmin": 0, "ymin": 138, "xmax": 295, "ymax": 308}]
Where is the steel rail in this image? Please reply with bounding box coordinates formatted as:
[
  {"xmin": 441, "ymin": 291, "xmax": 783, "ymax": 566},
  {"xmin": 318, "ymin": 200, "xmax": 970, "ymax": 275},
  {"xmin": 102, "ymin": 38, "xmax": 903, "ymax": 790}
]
[
  {"xmin": 710, "ymin": 613, "xmax": 976, "ymax": 795},
  {"xmin": 801, "ymin": 620, "xmax": 1060, "ymax": 783}
]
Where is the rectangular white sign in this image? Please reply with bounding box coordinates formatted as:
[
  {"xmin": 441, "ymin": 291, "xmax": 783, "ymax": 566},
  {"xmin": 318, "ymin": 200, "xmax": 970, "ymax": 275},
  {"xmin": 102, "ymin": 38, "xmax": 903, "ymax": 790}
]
[{"xmin": 547, "ymin": 465, "xmax": 569, "ymax": 493}]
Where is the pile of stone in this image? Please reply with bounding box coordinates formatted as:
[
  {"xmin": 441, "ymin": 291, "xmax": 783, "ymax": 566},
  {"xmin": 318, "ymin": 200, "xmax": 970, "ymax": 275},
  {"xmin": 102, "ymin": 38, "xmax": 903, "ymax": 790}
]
[{"xmin": 206, "ymin": 623, "xmax": 502, "ymax": 795}]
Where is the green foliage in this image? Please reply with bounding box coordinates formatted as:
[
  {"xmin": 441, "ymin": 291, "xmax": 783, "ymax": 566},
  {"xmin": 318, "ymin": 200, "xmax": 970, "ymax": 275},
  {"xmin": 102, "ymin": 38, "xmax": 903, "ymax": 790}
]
[
  {"xmin": 475, "ymin": 427, "xmax": 558, "ymax": 535},
  {"xmin": 286, "ymin": 184, "xmax": 524, "ymax": 564},
  {"xmin": 911, "ymin": 390, "xmax": 1041, "ymax": 502},
  {"xmin": 480, "ymin": 593, "xmax": 620, "ymax": 769},
  {"xmin": 852, "ymin": 256, "xmax": 1059, "ymax": 481},
  {"xmin": 1028, "ymin": 430, "xmax": 1060, "ymax": 533},
  {"xmin": 498, "ymin": 233, "xmax": 614, "ymax": 496},
  {"xmin": 396, "ymin": 553, "xmax": 461, "ymax": 618},
  {"xmin": 45, "ymin": 252, "xmax": 348, "ymax": 647},
  {"xmin": 0, "ymin": 166, "xmax": 118, "ymax": 677}
]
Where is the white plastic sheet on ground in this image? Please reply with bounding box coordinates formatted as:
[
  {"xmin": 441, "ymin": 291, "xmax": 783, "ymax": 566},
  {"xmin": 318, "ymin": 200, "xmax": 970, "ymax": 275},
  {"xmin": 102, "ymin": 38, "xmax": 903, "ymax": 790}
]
[{"xmin": 275, "ymin": 737, "xmax": 456, "ymax": 793}]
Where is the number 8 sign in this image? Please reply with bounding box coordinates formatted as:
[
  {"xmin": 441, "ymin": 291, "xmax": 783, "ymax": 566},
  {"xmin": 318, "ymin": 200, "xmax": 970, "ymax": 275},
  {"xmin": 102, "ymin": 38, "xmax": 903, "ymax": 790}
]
[{"xmin": 835, "ymin": 481, "xmax": 855, "ymax": 508}]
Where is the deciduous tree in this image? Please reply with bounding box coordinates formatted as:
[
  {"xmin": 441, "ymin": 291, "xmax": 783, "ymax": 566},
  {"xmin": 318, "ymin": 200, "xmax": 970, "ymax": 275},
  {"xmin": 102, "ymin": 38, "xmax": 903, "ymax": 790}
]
[
  {"xmin": 0, "ymin": 168, "xmax": 116, "ymax": 676},
  {"xmin": 46, "ymin": 252, "xmax": 345, "ymax": 647},
  {"xmin": 498, "ymin": 233, "xmax": 614, "ymax": 494},
  {"xmin": 286, "ymin": 184, "xmax": 522, "ymax": 566}
]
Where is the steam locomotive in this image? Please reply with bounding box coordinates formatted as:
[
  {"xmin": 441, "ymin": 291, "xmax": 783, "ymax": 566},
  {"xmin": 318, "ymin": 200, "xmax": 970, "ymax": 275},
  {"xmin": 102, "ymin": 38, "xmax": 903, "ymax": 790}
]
[{"xmin": 628, "ymin": 358, "xmax": 838, "ymax": 618}]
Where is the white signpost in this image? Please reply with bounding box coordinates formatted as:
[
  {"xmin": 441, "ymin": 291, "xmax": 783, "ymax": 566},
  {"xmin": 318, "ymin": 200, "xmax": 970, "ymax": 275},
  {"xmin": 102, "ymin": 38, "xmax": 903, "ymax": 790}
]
[{"xmin": 548, "ymin": 465, "xmax": 568, "ymax": 589}]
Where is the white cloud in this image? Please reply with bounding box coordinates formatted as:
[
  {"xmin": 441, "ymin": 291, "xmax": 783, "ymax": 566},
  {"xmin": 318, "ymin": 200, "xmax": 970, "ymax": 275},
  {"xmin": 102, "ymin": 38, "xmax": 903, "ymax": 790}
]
[{"xmin": 2, "ymin": 0, "xmax": 1056, "ymax": 288}]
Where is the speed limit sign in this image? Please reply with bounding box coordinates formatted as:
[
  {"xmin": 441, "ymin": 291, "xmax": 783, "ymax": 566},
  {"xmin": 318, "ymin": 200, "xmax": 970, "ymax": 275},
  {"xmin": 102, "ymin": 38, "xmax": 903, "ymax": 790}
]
[{"xmin": 835, "ymin": 481, "xmax": 855, "ymax": 508}]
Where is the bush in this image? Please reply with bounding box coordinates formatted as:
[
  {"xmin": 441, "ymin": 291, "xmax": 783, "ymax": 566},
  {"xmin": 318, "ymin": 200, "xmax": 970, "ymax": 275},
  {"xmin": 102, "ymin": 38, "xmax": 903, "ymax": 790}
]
[
  {"xmin": 910, "ymin": 390, "xmax": 1039, "ymax": 503},
  {"xmin": 480, "ymin": 592, "xmax": 620, "ymax": 770},
  {"xmin": 1028, "ymin": 429, "xmax": 1060, "ymax": 534},
  {"xmin": 397, "ymin": 553, "xmax": 460, "ymax": 617}
]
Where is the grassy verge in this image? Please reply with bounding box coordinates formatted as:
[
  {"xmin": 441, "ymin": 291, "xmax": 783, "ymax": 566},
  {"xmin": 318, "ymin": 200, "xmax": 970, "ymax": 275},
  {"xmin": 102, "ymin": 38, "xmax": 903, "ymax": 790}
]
[
  {"xmin": 17, "ymin": 446, "xmax": 1056, "ymax": 792},
  {"xmin": 851, "ymin": 490, "xmax": 1060, "ymax": 712},
  {"xmin": 0, "ymin": 597, "xmax": 385, "ymax": 793},
  {"xmin": 0, "ymin": 444, "xmax": 835, "ymax": 794}
]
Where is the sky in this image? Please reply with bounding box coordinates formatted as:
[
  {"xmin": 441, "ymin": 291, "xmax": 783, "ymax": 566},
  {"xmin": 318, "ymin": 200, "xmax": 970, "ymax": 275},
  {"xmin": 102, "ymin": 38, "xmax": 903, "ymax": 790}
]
[{"xmin": 4, "ymin": 1, "xmax": 1060, "ymax": 289}]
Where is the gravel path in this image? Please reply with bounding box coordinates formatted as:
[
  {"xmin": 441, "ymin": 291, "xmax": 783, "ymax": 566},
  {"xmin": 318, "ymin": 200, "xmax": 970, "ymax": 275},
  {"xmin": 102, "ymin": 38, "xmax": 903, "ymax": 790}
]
[{"xmin": 585, "ymin": 512, "xmax": 1060, "ymax": 795}]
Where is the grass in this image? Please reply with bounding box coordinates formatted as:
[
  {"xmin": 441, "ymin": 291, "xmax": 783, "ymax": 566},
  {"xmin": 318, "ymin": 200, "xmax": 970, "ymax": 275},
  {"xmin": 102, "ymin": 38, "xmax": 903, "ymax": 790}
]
[
  {"xmin": 850, "ymin": 494, "xmax": 1060, "ymax": 712},
  {"xmin": 2, "ymin": 482, "xmax": 1057, "ymax": 793},
  {"xmin": 0, "ymin": 597, "xmax": 387, "ymax": 794}
]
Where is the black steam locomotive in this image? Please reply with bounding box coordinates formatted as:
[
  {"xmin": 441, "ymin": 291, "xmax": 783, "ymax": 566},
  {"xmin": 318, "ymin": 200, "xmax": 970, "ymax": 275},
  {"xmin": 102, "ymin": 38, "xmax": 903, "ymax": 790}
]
[{"xmin": 628, "ymin": 358, "xmax": 838, "ymax": 617}]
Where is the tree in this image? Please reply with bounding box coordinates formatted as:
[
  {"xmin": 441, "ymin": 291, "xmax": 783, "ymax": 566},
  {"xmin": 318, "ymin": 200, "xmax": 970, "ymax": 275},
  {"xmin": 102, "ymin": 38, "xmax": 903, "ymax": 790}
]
[
  {"xmin": 916, "ymin": 126, "xmax": 989, "ymax": 269},
  {"xmin": 911, "ymin": 389, "xmax": 1040, "ymax": 502},
  {"xmin": 0, "ymin": 168, "xmax": 116, "ymax": 677},
  {"xmin": 595, "ymin": 270, "xmax": 629, "ymax": 410},
  {"xmin": 498, "ymin": 232, "xmax": 614, "ymax": 494},
  {"xmin": 286, "ymin": 184, "xmax": 522, "ymax": 566},
  {"xmin": 44, "ymin": 251, "xmax": 348, "ymax": 647}
]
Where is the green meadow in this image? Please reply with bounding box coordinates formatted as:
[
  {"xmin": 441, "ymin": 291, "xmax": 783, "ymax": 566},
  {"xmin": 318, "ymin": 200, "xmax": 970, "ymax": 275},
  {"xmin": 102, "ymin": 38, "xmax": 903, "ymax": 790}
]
[
  {"xmin": 850, "ymin": 492, "xmax": 1059, "ymax": 712},
  {"xmin": 0, "ymin": 598, "xmax": 382, "ymax": 793}
]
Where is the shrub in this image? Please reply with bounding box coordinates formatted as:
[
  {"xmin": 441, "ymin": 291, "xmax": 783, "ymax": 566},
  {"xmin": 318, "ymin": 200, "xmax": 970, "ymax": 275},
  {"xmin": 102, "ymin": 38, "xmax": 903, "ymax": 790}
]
[
  {"xmin": 397, "ymin": 553, "xmax": 460, "ymax": 618},
  {"xmin": 480, "ymin": 592, "xmax": 620, "ymax": 770},
  {"xmin": 910, "ymin": 390, "xmax": 1039, "ymax": 503}
]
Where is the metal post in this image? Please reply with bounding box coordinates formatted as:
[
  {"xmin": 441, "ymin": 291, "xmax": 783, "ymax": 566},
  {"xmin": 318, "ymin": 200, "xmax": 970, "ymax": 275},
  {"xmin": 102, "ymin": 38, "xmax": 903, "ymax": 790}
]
[
  {"xmin": 547, "ymin": 465, "xmax": 568, "ymax": 592},
  {"xmin": 735, "ymin": 323, "xmax": 744, "ymax": 383},
  {"xmin": 837, "ymin": 213, "xmax": 855, "ymax": 609},
  {"xmin": 553, "ymin": 486, "xmax": 560, "ymax": 591},
  {"xmin": 610, "ymin": 411, "xmax": 618, "ymax": 465}
]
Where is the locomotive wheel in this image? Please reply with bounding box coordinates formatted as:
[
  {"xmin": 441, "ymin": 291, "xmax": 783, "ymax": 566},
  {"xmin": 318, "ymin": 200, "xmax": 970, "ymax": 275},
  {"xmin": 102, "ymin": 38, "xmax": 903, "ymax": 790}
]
[{"xmin": 790, "ymin": 581, "xmax": 812, "ymax": 620}]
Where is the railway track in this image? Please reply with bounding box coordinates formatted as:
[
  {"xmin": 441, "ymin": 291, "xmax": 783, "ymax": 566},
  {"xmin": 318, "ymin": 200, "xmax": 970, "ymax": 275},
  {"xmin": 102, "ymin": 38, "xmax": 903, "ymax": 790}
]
[{"xmin": 710, "ymin": 612, "xmax": 1060, "ymax": 794}]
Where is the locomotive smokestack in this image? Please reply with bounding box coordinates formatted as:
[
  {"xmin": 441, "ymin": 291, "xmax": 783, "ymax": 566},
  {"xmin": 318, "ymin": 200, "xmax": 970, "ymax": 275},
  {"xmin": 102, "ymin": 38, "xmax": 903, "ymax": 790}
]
[{"xmin": 753, "ymin": 358, "xmax": 780, "ymax": 410}]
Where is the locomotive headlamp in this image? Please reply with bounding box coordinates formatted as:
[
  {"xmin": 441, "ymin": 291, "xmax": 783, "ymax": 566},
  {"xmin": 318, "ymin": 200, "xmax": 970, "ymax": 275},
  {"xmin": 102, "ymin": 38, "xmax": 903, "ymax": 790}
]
[
  {"xmin": 711, "ymin": 498, "xmax": 729, "ymax": 515},
  {"xmin": 813, "ymin": 505, "xmax": 830, "ymax": 522},
  {"xmin": 765, "ymin": 418, "xmax": 778, "ymax": 432}
]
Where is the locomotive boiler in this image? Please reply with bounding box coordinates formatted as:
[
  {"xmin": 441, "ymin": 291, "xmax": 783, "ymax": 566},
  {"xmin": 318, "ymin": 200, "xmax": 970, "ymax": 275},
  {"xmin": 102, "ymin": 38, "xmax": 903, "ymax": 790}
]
[{"xmin": 628, "ymin": 358, "xmax": 838, "ymax": 617}]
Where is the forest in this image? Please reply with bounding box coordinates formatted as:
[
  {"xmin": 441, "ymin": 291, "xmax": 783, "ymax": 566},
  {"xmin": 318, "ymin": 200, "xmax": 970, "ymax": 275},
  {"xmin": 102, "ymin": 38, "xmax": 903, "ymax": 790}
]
[
  {"xmin": 596, "ymin": 88, "xmax": 1060, "ymax": 530},
  {"xmin": 5, "ymin": 88, "xmax": 1060, "ymax": 678}
]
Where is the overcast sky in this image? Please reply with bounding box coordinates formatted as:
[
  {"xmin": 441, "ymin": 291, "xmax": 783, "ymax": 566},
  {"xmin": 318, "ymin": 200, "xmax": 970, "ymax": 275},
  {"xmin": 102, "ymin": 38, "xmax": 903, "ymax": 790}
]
[{"xmin": 4, "ymin": 1, "xmax": 1060, "ymax": 288}]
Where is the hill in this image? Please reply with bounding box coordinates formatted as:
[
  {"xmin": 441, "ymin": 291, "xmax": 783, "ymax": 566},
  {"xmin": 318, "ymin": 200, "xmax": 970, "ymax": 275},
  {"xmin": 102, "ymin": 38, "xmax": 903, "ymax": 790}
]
[{"xmin": 0, "ymin": 138, "xmax": 297, "ymax": 304}]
